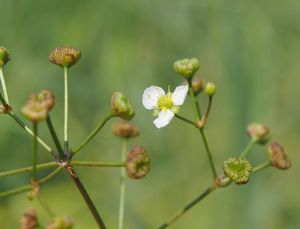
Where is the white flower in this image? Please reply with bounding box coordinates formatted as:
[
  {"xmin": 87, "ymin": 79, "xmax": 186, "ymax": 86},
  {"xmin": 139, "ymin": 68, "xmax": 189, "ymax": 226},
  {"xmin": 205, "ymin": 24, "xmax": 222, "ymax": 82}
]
[{"xmin": 142, "ymin": 85, "xmax": 189, "ymax": 128}]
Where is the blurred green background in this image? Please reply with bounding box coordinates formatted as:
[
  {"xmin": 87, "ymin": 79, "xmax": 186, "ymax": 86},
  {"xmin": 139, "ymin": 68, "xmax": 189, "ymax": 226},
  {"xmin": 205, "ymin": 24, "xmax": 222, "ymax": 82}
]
[{"xmin": 0, "ymin": 0, "xmax": 299, "ymax": 228}]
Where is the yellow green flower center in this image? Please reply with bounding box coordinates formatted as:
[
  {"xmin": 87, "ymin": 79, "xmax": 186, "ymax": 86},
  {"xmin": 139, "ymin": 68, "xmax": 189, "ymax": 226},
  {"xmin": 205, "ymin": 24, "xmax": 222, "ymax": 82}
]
[{"xmin": 158, "ymin": 94, "xmax": 173, "ymax": 110}]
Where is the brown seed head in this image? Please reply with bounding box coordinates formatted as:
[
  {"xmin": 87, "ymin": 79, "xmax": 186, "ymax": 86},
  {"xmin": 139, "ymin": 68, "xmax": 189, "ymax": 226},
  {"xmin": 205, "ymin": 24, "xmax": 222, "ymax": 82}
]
[
  {"xmin": 20, "ymin": 208, "xmax": 37, "ymax": 229},
  {"xmin": 268, "ymin": 143, "xmax": 291, "ymax": 170},
  {"xmin": 49, "ymin": 46, "xmax": 81, "ymax": 68},
  {"xmin": 247, "ymin": 123, "xmax": 270, "ymax": 144},
  {"xmin": 112, "ymin": 122, "xmax": 139, "ymax": 138},
  {"xmin": 126, "ymin": 145, "xmax": 150, "ymax": 179}
]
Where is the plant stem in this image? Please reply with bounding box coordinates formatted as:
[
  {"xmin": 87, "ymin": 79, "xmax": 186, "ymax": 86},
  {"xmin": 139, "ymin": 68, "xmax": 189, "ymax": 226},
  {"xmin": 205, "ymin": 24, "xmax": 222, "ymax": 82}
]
[
  {"xmin": 8, "ymin": 112, "xmax": 55, "ymax": 156},
  {"xmin": 253, "ymin": 161, "xmax": 272, "ymax": 173},
  {"xmin": 66, "ymin": 165, "xmax": 107, "ymax": 229},
  {"xmin": 175, "ymin": 114, "xmax": 196, "ymax": 126},
  {"xmin": 0, "ymin": 167, "xmax": 63, "ymax": 198},
  {"xmin": 73, "ymin": 114, "xmax": 114, "ymax": 155},
  {"xmin": 118, "ymin": 139, "xmax": 127, "ymax": 229},
  {"xmin": 157, "ymin": 185, "xmax": 216, "ymax": 229},
  {"xmin": 46, "ymin": 115, "xmax": 65, "ymax": 159},
  {"xmin": 0, "ymin": 161, "xmax": 124, "ymax": 179},
  {"xmin": 239, "ymin": 139, "xmax": 257, "ymax": 158},
  {"xmin": 198, "ymin": 128, "xmax": 217, "ymax": 179},
  {"xmin": 0, "ymin": 68, "xmax": 9, "ymax": 104},
  {"xmin": 32, "ymin": 123, "xmax": 38, "ymax": 180},
  {"xmin": 64, "ymin": 67, "xmax": 69, "ymax": 153},
  {"xmin": 71, "ymin": 161, "xmax": 125, "ymax": 168},
  {"xmin": 0, "ymin": 162, "xmax": 58, "ymax": 178},
  {"xmin": 200, "ymin": 96, "xmax": 213, "ymax": 126},
  {"xmin": 187, "ymin": 80, "xmax": 217, "ymax": 180}
]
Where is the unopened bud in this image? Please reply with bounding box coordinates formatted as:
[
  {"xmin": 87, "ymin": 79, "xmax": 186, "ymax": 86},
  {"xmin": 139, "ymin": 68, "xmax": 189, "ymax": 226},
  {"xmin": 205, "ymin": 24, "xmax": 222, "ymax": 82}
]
[
  {"xmin": 112, "ymin": 122, "xmax": 139, "ymax": 138},
  {"xmin": 204, "ymin": 82, "xmax": 216, "ymax": 96},
  {"xmin": 21, "ymin": 90, "xmax": 55, "ymax": 123},
  {"xmin": 0, "ymin": 47, "xmax": 10, "ymax": 67},
  {"xmin": 126, "ymin": 145, "xmax": 150, "ymax": 179},
  {"xmin": 223, "ymin": 158, "xmax": 253, "ymax": 185},
  {"xmin": 214, "ymin": 174, "xmax": 231, "ymax": 188},
  {"xmin": 191, "ymin": 77, "xmax": 204, "ymax": 95},
  {"xmin": 173, "ymin": 58, "xmax": 200, "ymax": 78},
  {"xmin": 46, "ymin": 217, "xmax": 74, "ymax": 229},
  {"xmin": 111, "ymin": 92, "xmax": 135, "ymax": 121},
  {"xmin": 268, "ymin": 143, "xmax": 291, "ymax": 170},
  {"xmin": 49, "ymin": 46, "xmax": 81, "ymax": 68},
  {"xmin": 20, "ymin": 208, "xmax": 37, "ymax": 229},
  {"xmin": 247, "ymin": 123, "xmax": 270, "ymax": 144}
]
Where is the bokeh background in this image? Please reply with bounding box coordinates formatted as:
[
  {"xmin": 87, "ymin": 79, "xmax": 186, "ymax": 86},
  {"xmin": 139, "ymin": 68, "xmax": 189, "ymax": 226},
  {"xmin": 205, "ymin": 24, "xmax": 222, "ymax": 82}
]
[{"xmin": 0, "ymin": 0, "xmax": 299, "ymax": 228}]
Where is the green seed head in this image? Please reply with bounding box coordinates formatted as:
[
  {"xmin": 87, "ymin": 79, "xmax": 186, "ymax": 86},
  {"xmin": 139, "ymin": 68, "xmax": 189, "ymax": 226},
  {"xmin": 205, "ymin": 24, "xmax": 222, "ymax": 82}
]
[
  {"xmin": 49, "ymin": 46, "xmax": 81, "ymax": 68},
  {"xmin": 223, "ymin": 158, "xmax": 253, "ymax": 185},
  {"xmin": 173, "ymin": 58, "xmax": 200, "ymax": 78},
  {"xmin": 111, "ymin": 92, "xmax": 135, "ymax": 121},
  {"xmin": 126, "ymin": 145, "xmax": 150, "ymax": 179},
  {"xmin": 0, "ymin": 47, "xmax": 10, "ymax": 67}
]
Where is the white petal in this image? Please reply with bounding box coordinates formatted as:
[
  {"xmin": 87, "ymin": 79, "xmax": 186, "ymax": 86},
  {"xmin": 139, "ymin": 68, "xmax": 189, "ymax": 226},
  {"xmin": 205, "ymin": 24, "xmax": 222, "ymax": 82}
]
[
  {"xmin": 142, "ymin": 86, "xmax": 165, "ymax": 110},
  {"xmin": 153, "ymin": 109, "xmax": 174, "ymax": 128},
  {"xmin": 172, "ymin": 85, "xmax": 189, "ymax": 106}
]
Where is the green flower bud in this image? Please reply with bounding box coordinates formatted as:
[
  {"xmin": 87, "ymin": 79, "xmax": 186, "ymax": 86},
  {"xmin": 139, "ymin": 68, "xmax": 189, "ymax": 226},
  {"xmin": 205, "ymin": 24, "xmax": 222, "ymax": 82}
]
[
  {"xmin": 204, "ymin": 82, "xmax": 216, "ymax": 96},
  {"xmin": 268, "ymin": 143, "xmax": 291, "ymax": 170},
  {"xmin": 173, "ymin": 58, "xmax": 200, "ymax": 78},
  {"xmin": 111, "ymin": 92, "xmax": 135, "ymax": 121},
  {"xmin": 49, "ymin": 46, "xmax": 81, "ymax": 68},
  {"xmin": 20, "ymin": 208, "xmax": 37, "ymax": 229},
  {"xmin": 0, "ymin": 47, "xmax": 10, "ymax": 67},
  {"xmin": 112, "ymin": 122, "xmax": 139, "ymax": 138},
  {"xmin": 223, "ymin": 158, "xmax": 253, "ymax": 185},
  {"xmin": 126, "ymin": 145, "xmax": 150, "ymax": 179},
  {"xmin": 247, "ymin": 123, "xmax": 270, "ymax": 144},
  {"xmin": 21, "ymin": 90, "xmax": 55, "ymax": 123},
  {"xmin": 46, "ymin": 217, "xmax": 73, "ymax": 229}
]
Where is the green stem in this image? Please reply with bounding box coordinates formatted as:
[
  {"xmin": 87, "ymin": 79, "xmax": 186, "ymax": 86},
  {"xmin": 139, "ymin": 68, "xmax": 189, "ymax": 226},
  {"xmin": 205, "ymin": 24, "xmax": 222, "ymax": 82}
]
[
  {"xmin": 198, "ymin": 128, "xmax": 217, "ymax": 179},
  {"xmin": 0, "ymin": 161, "xmax": 124, "ymax": 179},
  {"xmin": 46, "ymin": 115, "xmax": 65, "ymax": 159},
  {"xmin": 73, "ymin": 114, "xmax": 114, "ymax": 155},
  {"xmin": 239, "ymin": 139, "xmax": 257, "ymax": 159},
  {"xmin": 157, "ymin": 185, "xmax": 216, "ymax": 229},
  {"xmin": 0, "ymin": 68, "xmax": 9, "ymax": 104},
  {"xmin": 64, "ymin": 67, "xmax": 69, "ymax": 152},
  {"xmin": 175, "ymin": 114, "xmax": 196, "ymax": 126},
  {"xmin": 118, "ymin": 139, "xmax": 127, "ymax": 229},
  {"xmin": 66, "ymin": 165, "xmax": 107, "ymax": 229},
  {"xmin": 32, "ymin": 123, "xmax": 38, "ymax": 180},
  {"xmin": 253, "ymin": 161, "xmax": 272, "ymax": 173},
  {"xmin": 187, "ymin": 80, "xmax": 217, "ymax": 180},
  {"xmin": 8, "ymin": 112, "xmax": 55, "ymax": 156},
  {"xmin": 0, "ymin": 167, "xmax": 63, "ymax": 198},
  {"xmin": 71, "ymin": 161, "xmax": 125, "ymax": 168},
  {"xmin": 0, "ymin": 162, "xmax": 58, "ymax": 178},
  {"xmin": 200, "ymin": 96, "xmax": 213, "ymax": 127}
]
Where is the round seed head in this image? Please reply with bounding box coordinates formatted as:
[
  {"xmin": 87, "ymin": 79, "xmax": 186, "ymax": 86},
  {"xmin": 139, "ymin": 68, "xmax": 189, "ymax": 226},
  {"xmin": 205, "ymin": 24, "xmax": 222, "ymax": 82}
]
[
  {"xmin": 173, "ymin": 58, "xmax": 200, "ymax": 78},
  {"xmin": 111, "ymin": 92, "xmax": 135, "ymax": 121},
  {"xmin": 126, "ymin": 145, "xmax": 150, "ymax": 179},
  {"xmin": 49, "ymin": 46, "xmax": 81, "ymax": 68},
  {"xmin": 247, "ymin": 123, "xmax": 270, "ymax": 144},
  {"xmin": 112, "ymin": 122, "xmax": 139, "ymax": 138},
  {"xmin": 223, "ymin": 158, "xmax": 253, "ymax": 185},
  {"xmin": 268, "ymin": 143, "xmax": 291, "ymax": 170}
]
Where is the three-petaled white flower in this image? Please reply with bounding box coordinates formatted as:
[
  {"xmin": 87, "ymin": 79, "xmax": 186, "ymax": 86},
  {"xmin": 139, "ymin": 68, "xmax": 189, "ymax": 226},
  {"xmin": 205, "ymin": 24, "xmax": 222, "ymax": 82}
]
[{"xmin": 142, "ymin": 85, "xmax": 189, "ymax": 128}]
